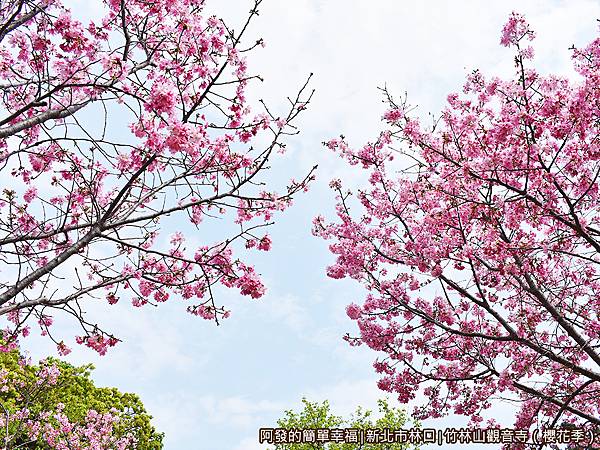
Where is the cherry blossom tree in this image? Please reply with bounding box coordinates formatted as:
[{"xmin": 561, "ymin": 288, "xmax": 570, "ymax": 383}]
[
  {"xmin": 315, "ymin": 13, "xmax": 600, "ymax": 444},
  {"xmin": 0, "ymin": 344, "xmax": 162, "ymax": 449},
  {"xmin": 0, "ymin": 0, "xmax": 315, "ymax": 355}
]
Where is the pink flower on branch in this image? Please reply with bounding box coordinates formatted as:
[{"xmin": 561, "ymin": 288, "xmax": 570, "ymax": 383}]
[
  {"xmin": 318, "ymin": 13, "xmax": 600, "ymax": 438},
  {"xmin": 0, "ymin": 345, "xmax": 159, "ymax": 448},
  {"xmin": 0, "ymin": 0, "xmax": 315, "ymax": 355}
]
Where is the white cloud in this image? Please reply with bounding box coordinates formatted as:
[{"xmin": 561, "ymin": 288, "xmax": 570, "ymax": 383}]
[
  {"xmin": 146, "ymin": 391, "xmax": 286, "ymax": 448},
  {"xmin": 232, "ymin": 436, "xmax": 266, "ymax": 450},
  {"xmin": 255, "ymin": 292, "xmax": 311, "ymax": 333}
]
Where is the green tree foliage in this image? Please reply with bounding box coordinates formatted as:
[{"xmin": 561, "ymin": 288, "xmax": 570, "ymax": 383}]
[
  {"xmin": 271, "ymin": 398, "xmax": 419, "ymax": 450},
  {"xmin": 0, "ymin": 346, "xmax": 163, "ymax": 449}
]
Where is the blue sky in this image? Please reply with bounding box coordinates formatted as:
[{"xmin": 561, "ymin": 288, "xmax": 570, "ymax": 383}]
[{"xmin": 20, "ymin": 0, "xmax": 600, "ymax": 449}]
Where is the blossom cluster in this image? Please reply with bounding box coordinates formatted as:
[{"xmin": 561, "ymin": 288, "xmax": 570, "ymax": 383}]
[
  {"xmin": 317, "ymin": 13, "xmax": 600, "ymax": 439},
  {"xmin": 0, "ymin": 0, "xmax": 314, "ymax": 353},
  {"xmin": 0, "ymin": 358, "xmax": 134, "ymax": 449}
]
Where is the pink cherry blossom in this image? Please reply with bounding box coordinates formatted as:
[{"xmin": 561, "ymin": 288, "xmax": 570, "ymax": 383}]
[
  {"xmin": 0, "ymin": 0, "xmax": 315, "ymax": 354},
  {"xmin": 318, "ymin": 13, "xmax": 600, "ymax": 440}
]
